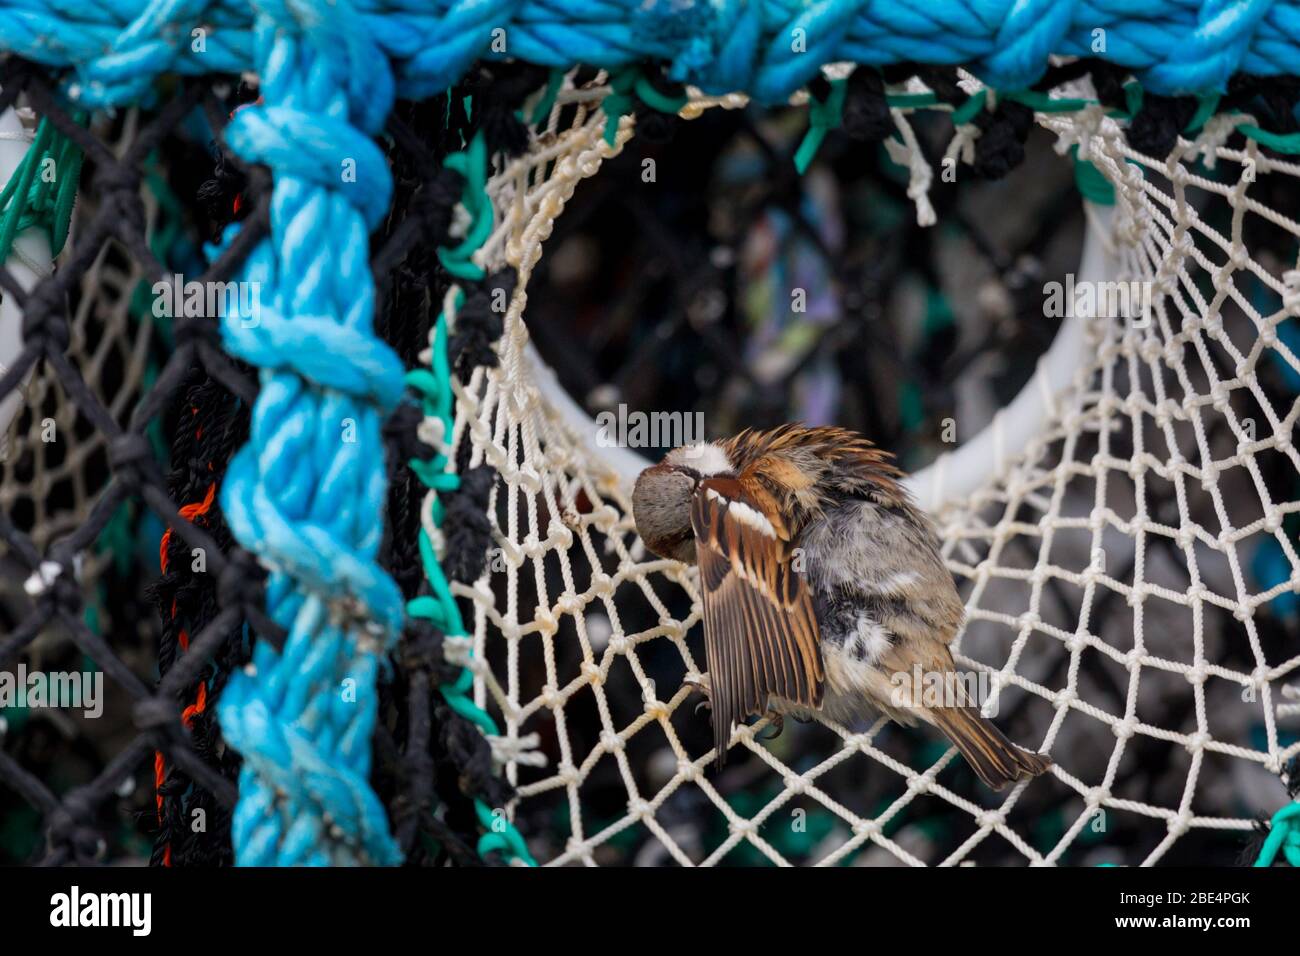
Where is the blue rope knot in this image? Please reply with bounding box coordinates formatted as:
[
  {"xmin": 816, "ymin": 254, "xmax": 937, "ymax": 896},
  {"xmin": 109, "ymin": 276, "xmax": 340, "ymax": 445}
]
[
  {"xmin": 663, "ymin": 0, "xmax": 852, "ymax": 105},
  {"xmin": 981, "ymin": 0, "xmax": 1078, "ymax": 92},
  {"xmin": 219, "ymin": 452, "xmax": 406, "ymax": 634},
  {"xmin": 1147, "ymin": 0, "xmax": 1278, "ymax": 93},
  {"xmin": 212, "ymin": 0, "xmax": 407, "ymax": 865},
  {"xmin": 251, "ymin": 0, "xmax": 395, "ymax": 134},
  {"xmin": 220, "ymin": 298, "xmax": 406, "ymax": 406},
  {"xmin": 646, "ymin": 0, "xmax": 758, "ymax": 96},
  {"xmin": 223, "ymin": 104, "xmax": 393, "ymax": 229},
  {"xmin": 389, "ymin": 0, "xmax": 529, "ymax": 99}
]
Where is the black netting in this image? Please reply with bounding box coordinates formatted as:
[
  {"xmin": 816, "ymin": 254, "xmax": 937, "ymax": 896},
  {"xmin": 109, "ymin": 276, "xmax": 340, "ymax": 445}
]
[
  {"xmin": 0, "ymin": 61, "xmax": 269, "ymax": 865},
  {"xmin": 0, "ymin": 58, "xmax": 541, "ymax": 865}
]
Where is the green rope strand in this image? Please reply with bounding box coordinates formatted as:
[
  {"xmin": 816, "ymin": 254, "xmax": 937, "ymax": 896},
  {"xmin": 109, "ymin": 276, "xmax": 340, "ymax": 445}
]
[
  {"xmin": 1254, "ymin": 801, "xmax": 1300, "ymax": 867},
  {"xmin": 0, "ymin": 115, "xmax": 84, "ymax": 264},
  {"xmin": 795, "ymin": 78, "xmax": 847, "ymax": 175},
  {"xmin": 408, "ymin": 130, "xmax": 536, "ymax": 867},
  {"xmin": 529, "ymin": 69, "xmax": 565, "ymax": 126},
  {"xmin": 436, "ymin": 133, "xmax": 490, "ymax": 282},
  {"xmin": 600, "ymin": 67, "xmax": 689, "ymax": 146}
]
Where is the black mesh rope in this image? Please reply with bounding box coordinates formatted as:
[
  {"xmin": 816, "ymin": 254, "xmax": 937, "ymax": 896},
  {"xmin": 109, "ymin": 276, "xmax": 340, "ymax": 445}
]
[
  {"xmin": 0, "ymin": 57, "xmax": 519, "ymax": 865},
  {"xmin": 146, "ymin": 370, "xmax": 248, "ymax": 867},
  {"xmin": 0, "ymin": 61, "xmax": 274, "ymax": 865}
]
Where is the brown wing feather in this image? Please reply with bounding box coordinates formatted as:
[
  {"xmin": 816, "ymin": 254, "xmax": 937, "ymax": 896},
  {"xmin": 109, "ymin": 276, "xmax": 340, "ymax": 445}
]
[{"xmin": 692, "ymin": 479, "xmax": 823, "ymax": 766}]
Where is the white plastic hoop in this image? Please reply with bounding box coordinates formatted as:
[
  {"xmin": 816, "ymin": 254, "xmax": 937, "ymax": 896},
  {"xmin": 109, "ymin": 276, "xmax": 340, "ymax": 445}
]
[
  {"xmin": 525, "ymin": 202, "xmax": 1117, "ymax": 513},
  {"xmin": 0, "ymin": 100, "xmax": 55, "ymax": 442}
]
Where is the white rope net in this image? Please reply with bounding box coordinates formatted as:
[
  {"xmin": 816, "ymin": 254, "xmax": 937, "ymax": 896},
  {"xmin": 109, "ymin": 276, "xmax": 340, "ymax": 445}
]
[{"xmin": 433, "ymin": 74, "xmax": 1300, "ymax": 866}]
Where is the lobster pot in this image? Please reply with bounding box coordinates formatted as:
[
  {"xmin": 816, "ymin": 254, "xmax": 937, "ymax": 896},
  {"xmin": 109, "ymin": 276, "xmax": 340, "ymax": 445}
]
[{"xmin": 0, "ymin": 9, "xmax": 1296, "ymax": 870}]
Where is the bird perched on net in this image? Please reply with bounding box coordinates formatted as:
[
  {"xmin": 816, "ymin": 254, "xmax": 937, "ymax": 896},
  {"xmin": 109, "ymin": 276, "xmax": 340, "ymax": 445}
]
[{"xmin": 632, "ymin": 424, "xmax": 1051, "ymax": 790}]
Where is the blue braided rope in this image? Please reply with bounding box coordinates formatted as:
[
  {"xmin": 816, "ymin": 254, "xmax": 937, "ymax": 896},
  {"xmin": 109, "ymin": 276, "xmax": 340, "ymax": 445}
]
[
  {"xmin": 6, "ymin": 0, "xmax": 1300, "ymax": 108},
  {"xmin": 207, "ymin": 1, "xmax": 405, "ymax": 866}
]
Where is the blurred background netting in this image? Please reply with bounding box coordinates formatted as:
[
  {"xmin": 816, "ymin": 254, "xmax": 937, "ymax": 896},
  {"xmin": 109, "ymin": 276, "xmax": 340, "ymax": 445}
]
[{"xmin": 527, "ymin": 92, "xmax": 1084, "ymax": 475}]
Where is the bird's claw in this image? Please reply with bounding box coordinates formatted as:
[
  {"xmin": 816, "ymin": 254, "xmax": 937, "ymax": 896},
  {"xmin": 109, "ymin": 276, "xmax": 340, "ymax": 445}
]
[
  {"xmin": 760, "ymin": 712, "xmax": 785, "ymax": 740},
  {"xmin": 683, "ymin": 674, "xmax": 713, "ymax": 713}
]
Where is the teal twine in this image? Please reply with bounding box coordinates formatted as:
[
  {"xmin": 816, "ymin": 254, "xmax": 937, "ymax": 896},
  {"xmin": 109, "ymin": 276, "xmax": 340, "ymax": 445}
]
[
  {"xmin": 0, "ymin": 115, "xmax": 84, "ymax": 264},
  {"xmin": 600, "ymin": 67, "xmax": 689, "ymax": 146},
  {"xmin": 407, "ymin": 134, "xmax": 536, "ymax": 868},
  {"xmin": 529, "ymin": 69, "xmax": 565, "ymax": 125},
  {"xmin": 794, "ymin": 78, "xmax": 846, "ymax": 174},
  {"xmin": 437, "ymin": 133, "xmax": 490, "ymax": 281},
  {"xmin": 1254, "ymin": 802, "xmax": 1300, "ymax": 867},
  {"xmin": 601, "ymin": 69, "xmax": 639, "ymax": 146},
  {"xmin": 1071, "ymin": 146, "xmax": 1116, "ymax": 206}
]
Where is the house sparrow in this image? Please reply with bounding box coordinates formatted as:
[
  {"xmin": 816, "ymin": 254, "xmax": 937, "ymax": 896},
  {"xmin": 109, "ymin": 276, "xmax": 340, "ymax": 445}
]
[{"xmin": 632, "ymin": 424, "xmax": 1051, "ymax": 790}]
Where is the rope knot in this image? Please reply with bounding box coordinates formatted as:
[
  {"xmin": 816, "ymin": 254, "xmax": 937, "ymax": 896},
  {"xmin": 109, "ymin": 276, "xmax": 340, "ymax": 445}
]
[
  {"xmin": 401, "ymin": 619, "xmax": 461, "ymax": 685},
  {"xmin": 20, "ymin": 279, "xmax": 70, "ymax": 352},
  {"xmin": 842, "ymin": 68, "xmax": 893, "ymax": 143},
  {"xmin": 107, "ymin": 434, "xmax": 157, "ymax": 489},
  {"xmin": 980, "ymin": 0, "xmax": 1077, "ymax": 91},
  {"xmin": 971, "ymin": 100, "xmax": 1034, "ymax": 179},
  {"xmin": 218, "ymin": 296, "xmax": 406, "ymax": 408},
  {"xmin": 1146, "ymin": 0, "xmax": 1276, "ymax": 95},
  {"xmin": 411, "ymin": 167, "xmax": 464, "ymax": 243},
  {"xmin": 133, "ymin": 696, "xmax": 179, "ymax": 732},
  {"xmin": 1127, "ymin": 93, "xmax": 1199, "ymax": 158},
  {"xmin": 656, "ymin": 0, "xmax": 757, "ymax": 95},
  {"xmin": 384, "ymin": 400, "xmax": 434, "ymax": 464},
  {"xmin": 447, "ymin": 270, "xmax": 514, "ymax": 377},
  {"xmin": 46, "ymin": 788, "xmax": 103, "ymax": 862},
  {"xmin": 441, "ymin": 465, "xmax": 497, "ymax": 584},
  {"xmin": 223, "ymin": 104, "xmax": 392, "ymax": 229},
  {"xmin": 438, "ymin": 703, "xmax": 513, "ymax": 808}
]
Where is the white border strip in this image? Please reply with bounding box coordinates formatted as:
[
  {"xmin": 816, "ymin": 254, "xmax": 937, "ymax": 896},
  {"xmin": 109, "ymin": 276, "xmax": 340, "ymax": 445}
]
[{"xmin": 906, "ymin": 202, "xmax": 1115, "ymax": 511}]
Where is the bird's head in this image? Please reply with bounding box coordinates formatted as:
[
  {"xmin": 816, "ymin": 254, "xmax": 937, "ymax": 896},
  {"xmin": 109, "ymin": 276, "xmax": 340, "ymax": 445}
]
[{"xmin": 632, "ymin": 442, "xmax": 735, "ymax": 563}]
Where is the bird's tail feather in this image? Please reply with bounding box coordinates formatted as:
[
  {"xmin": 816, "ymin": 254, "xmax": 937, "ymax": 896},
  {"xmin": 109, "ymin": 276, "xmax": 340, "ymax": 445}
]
[{"xmin": 930, "ymin": 707, "xmax": 1052, "ymax": 791}]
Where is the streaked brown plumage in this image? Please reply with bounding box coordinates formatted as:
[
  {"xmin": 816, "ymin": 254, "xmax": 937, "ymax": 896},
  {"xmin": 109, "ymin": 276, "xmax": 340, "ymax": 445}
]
[{"xmin": 633, "ymin": 424, "xmax": 1052, "ymax": 790}]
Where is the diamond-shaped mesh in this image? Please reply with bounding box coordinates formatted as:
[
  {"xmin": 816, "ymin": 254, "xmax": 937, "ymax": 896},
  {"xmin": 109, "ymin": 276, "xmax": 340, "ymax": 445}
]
[
  {"xmin": 0, "ymin": 67, "xmax": 265, "ymax": 864},
  {"xmin": 438, "ymin": 73, "xmax": 1300, "ymax": 866}
]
